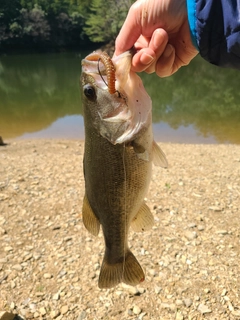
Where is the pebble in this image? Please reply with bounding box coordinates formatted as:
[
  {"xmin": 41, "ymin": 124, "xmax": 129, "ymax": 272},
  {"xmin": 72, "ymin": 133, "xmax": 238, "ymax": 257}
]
[
  {"xmin": 10, "ymin": 302, "xmax": 15, "ymax": 310},
  {"xmin": 78, "ymin": 311, "xmax": 87, "ymax": 320},
  {"xmin": 128, "ymin": 287, "xmax": 139, "ymax": 295},
  {"xmin": 29, "ymin": 304, "xmax": 36, "ymax": 312},
  {"xmin": 50, "ymin": 310, "xmax": 61, "ymax": 319},
  {"xmin": 175, "ymin": 312, "xmax": 184, "ymax": 320},
  {"xmin": 12, "ymin": 264, "xmax": 22, "ymax": 271},
  {"xmin": 154, "ymin": 286, "xmax": 162, "ymax": 294},
  {"xmin": 216, "ymin": 230, "xmax": 228, "ymax": 235},
  {"xmin": 39, "ymin": 307, "xmax": 47, "ymax": 315},
  {"xmin": 121, "ymin": 283, "xmax": 141, "ymax": 295},
  {"xmin": 197, "ymin": 303, "xmax": 212, "ymax": 314},
  {"xmin": 209, "ymin": 206, "xmax": 222, "ymax": 212},
  {"xmin": 138, "ymin": 312, "xmax": 147, "ymax": 320},
  {"xmin": 133, "ymin": 305, "xmax": 141, "ymax": 315},
  {"xmin": 0, "ymin": 227, "xmax": 6, "ymax": 235},
  {"xmin": 188, "ymin": 222, "xmax": 196, "ymax": 228},
  {"xmin": 175, "ymin": 299, "xmax": 183, "ymax": 306},
  {"xmin": 183, "ymin": 298, "xmax": 193, "ymax": 308},
  {"xmin": 185, "ymin": 230, "xmax": 197, "ymax": 240},
  {"xmin": 138, "ymin": 287, "xmax": 145, "ymax": 294},
  {"xmin": 127, "ymin": 309, "xmax": 133, "ymax": 316},
  {"xmin": 61, "ymin": 305, "xmax": 69, "ymax": 315},
  {"xmin": 221, "ymin": 289, "xmax": 227, "ymax": 296},
  {"xmin": 52, "ymin": 293, "xmax": 60, "ymax": 300}
]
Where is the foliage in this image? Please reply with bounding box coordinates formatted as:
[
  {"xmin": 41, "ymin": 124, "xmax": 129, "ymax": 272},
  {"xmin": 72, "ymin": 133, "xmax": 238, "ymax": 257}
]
[
  {"xmin": 84, "ymin": 0, "xmax": 132, "ymax": 43},
  {"xmin": 0, "ymin": 0, "xmax": 132, "ymax": 52},
  {"xmin": 21, "ymin": 5, "xmax": 50, "ymax": 41}
]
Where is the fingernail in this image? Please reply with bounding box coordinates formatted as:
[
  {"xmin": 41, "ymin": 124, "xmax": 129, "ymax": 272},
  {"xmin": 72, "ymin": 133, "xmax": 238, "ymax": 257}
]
[
  {"xmin": 140, "ymin": 52, "xmax": 154, "ymax": 65},
  {"xmin": 163, "ymin": 45, "xmax": 173, "ymax": 58}
]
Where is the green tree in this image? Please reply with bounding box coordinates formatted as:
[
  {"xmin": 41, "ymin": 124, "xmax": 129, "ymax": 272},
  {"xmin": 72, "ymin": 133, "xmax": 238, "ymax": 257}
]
[
  {"xmin": 0, "ymin": 0, "xmax": 21, "ymax": 23},
  {"xmin": 20, "ymin": 0, "xmax": 90, "ymax": 16},
  {"xmin": 0, "ymin": 0, "xmax": 132, "ymax": 51},
  {"xmin": 84, "ymin": 0, "xmax": 132, "ymax": 43},
  {"xmin": 0, "ymin": 0, "xmax": 22, "ymax": 44},
  {"xmin": 21, "ymin": 4, "xmax": 50, "ymax": 42}
]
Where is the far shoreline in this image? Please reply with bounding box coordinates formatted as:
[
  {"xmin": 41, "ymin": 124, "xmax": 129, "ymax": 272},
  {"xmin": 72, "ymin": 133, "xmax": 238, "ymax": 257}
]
[{"xmin": 1, "ymin": 137, "xmax": 237, "ymax": 147}]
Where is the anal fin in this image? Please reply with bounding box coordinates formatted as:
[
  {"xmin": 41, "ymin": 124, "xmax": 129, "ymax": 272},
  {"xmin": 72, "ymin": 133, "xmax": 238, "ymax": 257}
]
[
  {"xmin": 82, "ymin": 195, "xmax": 100, "ymax": 236},
  {"xmin": 131, "ymin": 202, "xmax": 154, "ymax": 232}
]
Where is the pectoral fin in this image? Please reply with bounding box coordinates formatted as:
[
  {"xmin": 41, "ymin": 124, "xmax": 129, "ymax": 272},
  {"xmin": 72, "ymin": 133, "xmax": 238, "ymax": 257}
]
[
  {"xmin": 82, "ymin": 195, "xmax": 100, "ymax": 236},
  {"xmin": 132, "ymin": 141, "xmax": 150, "ymax": 162},
  {"xmin": 131, "ymin": 202, "xmax": 154, "ymax": 232},
  {"xmin": 152, "ymin": 140, "xmax": 168, "ymax": 168}
]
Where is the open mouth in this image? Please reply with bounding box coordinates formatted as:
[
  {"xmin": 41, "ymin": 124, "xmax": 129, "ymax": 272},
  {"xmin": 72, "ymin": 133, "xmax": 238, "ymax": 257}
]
[{"xmin": 82, "ymin": 51, "xmax": 116, "ymax": 94}]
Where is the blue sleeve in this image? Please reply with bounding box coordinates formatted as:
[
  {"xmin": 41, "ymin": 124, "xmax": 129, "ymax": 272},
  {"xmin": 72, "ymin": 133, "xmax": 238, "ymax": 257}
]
[{"xmin": 186, "ymin": 0, "xmax": 240, "ymax": 69}]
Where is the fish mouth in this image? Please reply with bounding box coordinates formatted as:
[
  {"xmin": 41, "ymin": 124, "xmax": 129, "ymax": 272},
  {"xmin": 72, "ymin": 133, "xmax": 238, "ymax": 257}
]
[
  {"xmin": 82, "ymin": 50, "xmax": 151, "ymax": 145},
  {"xmin": 82, "ymin": 50, "xmax": 135, "ymax": 95},
  {"xmin": 82, "ymin": 52, "xmax": 103, "ymax": 73},
  {"xmin": 82, "ymin": 51, "xmax": 116, "ymax": 94}
]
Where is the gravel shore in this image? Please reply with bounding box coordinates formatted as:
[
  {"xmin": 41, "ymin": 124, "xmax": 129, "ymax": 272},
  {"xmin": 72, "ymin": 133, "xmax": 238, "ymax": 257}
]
[{"xmin": 0, "ymin": 139, "xmax": 240, "ymax": 320}]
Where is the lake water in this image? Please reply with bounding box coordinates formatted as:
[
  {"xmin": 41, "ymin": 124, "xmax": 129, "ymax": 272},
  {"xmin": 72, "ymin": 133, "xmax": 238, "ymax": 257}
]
[{"xmin": 1, "ymin": 50, "xmax": 240, "ymax": 144}]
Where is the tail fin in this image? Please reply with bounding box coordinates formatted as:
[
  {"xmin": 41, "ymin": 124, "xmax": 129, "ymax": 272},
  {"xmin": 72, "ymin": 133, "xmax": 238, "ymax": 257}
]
[
  {"xmin": 98, "ymin": 250, "xmax": 145, "ymax": 289},
  {"xmin": 122, "ymin": 250, "xmax": 145, "ymax": 286}
]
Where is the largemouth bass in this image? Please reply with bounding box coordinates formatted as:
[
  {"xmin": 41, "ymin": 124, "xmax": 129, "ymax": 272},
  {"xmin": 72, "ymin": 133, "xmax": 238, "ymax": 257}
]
[{"xmin": 81, "ymin": 50, "xmax": 167, "ymax": 289}]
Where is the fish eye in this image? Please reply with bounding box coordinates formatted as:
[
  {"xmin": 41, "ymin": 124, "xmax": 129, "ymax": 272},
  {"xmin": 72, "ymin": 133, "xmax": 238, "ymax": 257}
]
[{"xmin": 83, "ymin": 85, "xmax": 96, "ymax": 101}]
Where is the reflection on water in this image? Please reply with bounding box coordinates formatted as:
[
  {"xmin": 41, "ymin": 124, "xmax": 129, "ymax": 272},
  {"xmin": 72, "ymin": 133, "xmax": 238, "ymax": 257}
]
[
  {"xmin": 0, "ymin": 52, "xmax": 240, "ymax": 144},
  {"xmin": 0, "ymin": 52, "xmax": 84, "ymax": 139},
  {"xmin": 153, "ymin": 123, "xmax": 217, "ymax": 144},
  {"xmin": 18, "ymin": 115, "xmax": 85, "ymax": 140},
  {"xmin": 141, "ymin": 57, "xmax": 240, "ymax": 144},
  {"xmin": 17, "ymin": 115, "xmax": 217, "ymax": 144}
]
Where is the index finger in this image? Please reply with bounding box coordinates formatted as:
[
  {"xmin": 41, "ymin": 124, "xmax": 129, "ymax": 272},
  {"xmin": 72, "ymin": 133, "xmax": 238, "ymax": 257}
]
[{"xmin": 115, "ymin": 2, "xmax": 142, "ymax": 55}]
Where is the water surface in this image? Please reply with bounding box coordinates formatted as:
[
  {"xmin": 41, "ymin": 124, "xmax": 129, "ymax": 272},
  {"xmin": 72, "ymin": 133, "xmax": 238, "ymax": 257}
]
[{"xmin": 0, "ymin": 51, "xmax": 240, "ymax": 144}]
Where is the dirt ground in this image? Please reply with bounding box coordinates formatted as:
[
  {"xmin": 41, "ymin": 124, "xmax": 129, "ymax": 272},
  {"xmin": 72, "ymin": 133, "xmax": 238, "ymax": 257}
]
[{"xmin": 0, "ymin": 139, "xmax": 240, "ymax": 320}]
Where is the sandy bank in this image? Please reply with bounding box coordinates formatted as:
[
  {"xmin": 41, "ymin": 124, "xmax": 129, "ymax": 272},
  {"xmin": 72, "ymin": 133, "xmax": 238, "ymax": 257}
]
[{"xmin": 0, "ymin": 139, "xmax": 240, "ymax": 319}]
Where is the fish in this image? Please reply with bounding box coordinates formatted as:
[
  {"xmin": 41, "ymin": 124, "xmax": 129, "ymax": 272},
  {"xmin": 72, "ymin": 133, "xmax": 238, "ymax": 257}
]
[{"xmin": 81, "ymin": 50, "xmax": 167, "ymax": 289}]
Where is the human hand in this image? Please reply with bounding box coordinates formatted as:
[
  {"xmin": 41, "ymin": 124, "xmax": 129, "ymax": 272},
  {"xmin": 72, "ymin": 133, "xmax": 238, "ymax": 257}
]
[{"xmin": 115, "ymin": 0, "xmax": 198, "ymax": 77}]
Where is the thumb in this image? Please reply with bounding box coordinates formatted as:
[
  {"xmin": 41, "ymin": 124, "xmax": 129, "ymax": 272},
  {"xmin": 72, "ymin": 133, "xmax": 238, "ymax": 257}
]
[{"xmin": 115, "ymin": 2, "xmax": 142, "ymax": 55}]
